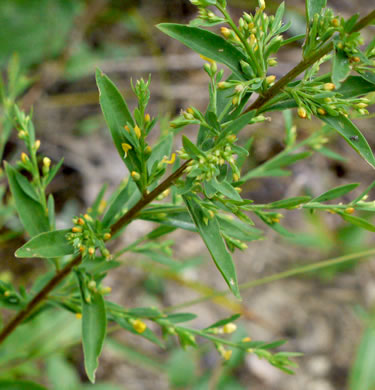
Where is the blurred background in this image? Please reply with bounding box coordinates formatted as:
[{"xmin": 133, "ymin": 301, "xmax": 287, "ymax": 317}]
[{"xmin": 0, "ymin": 0, "xmax": 375, "ymax": 389}]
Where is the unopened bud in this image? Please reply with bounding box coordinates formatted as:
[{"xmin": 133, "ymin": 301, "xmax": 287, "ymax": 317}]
[
  {"xmin": 21, "ymin": 152, "xmax": 29, "ymax": 163},
  {"xmin": 317, "ymin": 108, "xmax": 326, "ymax": 116},
  {"xmin": 220, "ymin": 27, "xmax": 231, "ymax": 38},
  {"xmin": 43, "ymin": 157, "xmax": 51, "ymax": 168},
  {"xmin": 267, "ymin": 58, "xmax": 278, "ymax": 66},
  {"xmin": 144, "ymin": 113, "xmax": 151, "ymax": 122},
  {"xmin": 34, "ymin": 140, "xmax": 41, "ymax": 150},
  {"xmin": 265, "ymin": 75, "xmax": 276, "ymax": 85},
  {"xmin": 298, "ymin": 107, "xmax": 307, "ymax": 119},
  {"xmin": 131, "ymin": 171, "xmax": 141, "ymax": 181},
  {"xmin": 223, "ymin": 323, "xmax": 237, "ymax": 334},
  {"xmin": 323, "ymin": 83, "xmax": 335, "ymax": 91}
]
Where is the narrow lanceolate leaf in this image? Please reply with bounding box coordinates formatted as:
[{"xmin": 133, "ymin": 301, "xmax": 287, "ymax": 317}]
[
  {"xmin": 336, "ymin": 76, "xmax": 375, "ymax": 98},
  {"xmin": 5, "ymin": 162, "xmax": 49, "ymax": 237},
  {"xmin": 349, "ymin": 321, "xmax": 375, "ymax": 390},
  {"xmin": 15, "ymin": 229, "xmax": 76, "ymax": 258},
  {"xmin": 0, "ymin": 381, "xmax": 48, "ymax": 390},
  {"xmin": 306, "ymin": 0, "xmax": 327, "ymax": 22},
  {"xmin": 332, "ymin": 49, "xmax": 350, "ymax": 87},
  {"xmin": 102, "ymin": 179, "xmax": 141, "ymax": 229},
  {"xmin": 321, "ymin": 115, "xmax": 375, "ymax": 169},
  {"xmin": 338, "ymin": 212, "xmax": 375, "ymax": 233},
  {"xmin": 81, "ymin": 291, "xmax": 107, "ymax": 383},
  {"xmin": 183, "ymin": 194, "xmax": 241, "ymax": 299},
  {"xmin": 157, "ymin": 24, "xmax": 246, "ymax": 79},
  {"xmin": 96, "ymin": 69, "xmax": 137, "ymax": 170},
  {"xmin": 310, "ymin": 183, "xmax": 359, "ymax": 202}
]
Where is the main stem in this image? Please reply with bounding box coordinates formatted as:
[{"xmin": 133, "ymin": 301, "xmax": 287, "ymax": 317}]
[{"xmin": 0, "ymin": 8, "xmax": 374, "ymax": 346}]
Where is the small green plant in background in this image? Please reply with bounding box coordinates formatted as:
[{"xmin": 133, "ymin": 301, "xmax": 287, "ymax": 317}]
[{"xmin": 0, "ymin": 0, "xmax": 375, "ymax": 388}]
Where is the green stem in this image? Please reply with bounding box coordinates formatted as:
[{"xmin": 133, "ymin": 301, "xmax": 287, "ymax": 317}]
[
  {"xmin": 243, "ymin": 9, "xmax": 375, "ymax": 114},
  {"xmin": 166, "ymin": 249, "xmax": 375, "ymax": 311},
  {"xmin": 217, "ymin": 5, "xmax": 264, "ymax": 77}
]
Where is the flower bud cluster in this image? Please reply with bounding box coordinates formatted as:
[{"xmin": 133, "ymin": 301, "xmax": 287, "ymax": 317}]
[
  {"xmin": 286, "ymin": 82, "xmax": 370, "ymax": 119},
  {"xmin": 66, "ymin": 214, "xmax": 112, "ymax": 260},
  {"xmin": 195, "ymin": 7, "xmax": 224, "ymax": 25},
  {"xmin": 178, "ymin": 135, "xmax": 240, "ymax": 184},
  {"xmin": 303, "ymin": 8, "xmax": 341, "ymax": 57},
  {"xmin": 218, "ymin": 76, "xmax": 263, "ymax": 106},
  {"xmin": 219, "ymin": 1, "xmax": 285, "ymax": 77}
]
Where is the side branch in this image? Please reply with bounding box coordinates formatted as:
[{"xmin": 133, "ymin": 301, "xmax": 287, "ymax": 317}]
[
  {"xmin": 0, "ymin": 160, "xmax": 191, "ymax": 345},
  {"xmin": 244, "ymin": 9, "xmax": 375, "ymax": 113}
]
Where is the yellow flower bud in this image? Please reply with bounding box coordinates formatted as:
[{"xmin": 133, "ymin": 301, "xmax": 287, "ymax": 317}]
[
  {"xmin": 323, "ymin": 83, "xmax": 335, "ymax": 91},
  {"xmin": 223, "ymin": 350, "xmax": 232, "ymax": 361},
  {"xmin": 132, "ymin": 319, "xmax": 147, "ymax": 333},
  {"xmin": 242, "ymin": 336, "xmax": 252, "ymax": 342},
  {"xmin": 34, "ymin": 140, "xmax": 41, "ymax": 150},
  {"xmin": 265, "ymin": 75, "xmax": 276, "ymax": 85},
  {"xmin": 103, "ymin": 233, "xmax": 111, "ymax": 240},
  {"xmin": 77, "ymin": 217, "xmax": 85, "ymax": 225},
  {"xmin": 131, "ymin": 171, "xmax": 141, "ymax": 181},
  {"xmin": 88, "ymin": 247, "xmax": 95, "ymax": 256},
  {"xmin": 297, "ymin": 107, "xmax": 307, "ymax": 119},
  {"xmin": 134, "ymin": 125, "xmax": 141, "ymax": 139},
  {"xmin": 21, "ymin": 152, "xmax": 29, "ymax": 163},
  {"xmin": 75, "ymin": 312, "xmax": 82, "ymax": 319},
  {"xmin": 345, "ymin": 207, "xmax": 355, "ymax": 214},
  {"xmin": 72, "ymin": 226, "xmax": 82, "ymax": 233},
  {"xmin": 331, "ymin": 18, "xmax": 340, "ymax": 27},
  {"xmin": 223, "ymin": 323, "xmax": 237, "ymax": 334},
  {"xmin": 144, "ymin": 113, "xmax": 151, "ymax": 122},
  {"xmin": 317, "ymin": 108, "xmax": 326, "ymax": 116},
  {"xmin": 43, "ymin": 157, "xmax": 51, "ymax": 168},
  {"xmin": 220, "ymin": 27, "xmax": 231, "ymax": 38}
]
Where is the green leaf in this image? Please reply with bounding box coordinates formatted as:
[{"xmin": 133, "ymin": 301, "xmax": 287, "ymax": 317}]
[
  {"xmin": 349, "ymin": 321, "xmax": 375, "ymax": 390},
  {"xmin": 332, "ymin": 49, "xmax": 350, "ymax": 87},
  {"xmin": 0, "ymin": 381, "xmax": 47, "ymax": 390},
  {"xmin": 267, "ymin": 196, "xmax": 311, "ymax": 209},
  {"xmin": 81, "ymin": 291, "xmax": 107, "ymax": 384},
  {"xmin": 211, "ymin": 178, "xmax": 242, "ymax": 201},
  {"xmin": 5, "ymin": 162, "xmax": 50, "ymax": 237},
  {"xmin": 217, "ymin": 111, "xmax": 255, "ymax": 142},
  {"xmin": 45, "ymin": 157, "xmax": 64, "ymax": 187},
  {"xmin": 167, "ymin": 349, "xmax": 196, "ymax": 388},
  {"xmin": 102, "ymin": 179, "xmax": 141, "ymax": 228},
  {"xmin": 182, "ymin": 135, "xmax": 204, "ymax": 160},
  {"xmin": 157, "ymin": 24, "xmax": 246, "ymax": 79},
  {"xmin": 310, "ymin": 183, "xmax": 359, "ymax": 202},
  {"xmin": 14, "ymin": 172, "xmax": 40, "ymax": 203},
  {"xmin": 183, "ymin": 194, "xmax": 240, "ymax": 299},
  {"xmin": 96, "ymin": 69, "xmax": 137, "ymax": 171},
  {"xmin": 321, "ymin": 115, "xmax": 375, "ymax": 169},
  {"xmin": 338, "ymin": 212, "xmax": 375, "ymax": 233},
  {"xmin": 306, "ymin": 0, "xmax": 327, "ymax": 22},
  {"xmin": 206, "ymin": 313, "xmax": 241, "ymax": 329},
  {"xmin": 166, "ymin": 313, "xmax": 197, "ymax": 323},
  {"xmin": 218, "ymin": 216, "xmax": 263, "ymax": 242},
  {"xmin": 336, "ymin": 76, "xmax": 375, "ymax": 98},
  {"xmin": 15, "ymin": 229, "xmax": 76, "ymax": 258},
  {"xmin": 147, "ymin": 133, "xmax": 173, "ymax": 172},
  {"xmin": 358, "ymin": 71, "xmax": 375, "ymax": 85}
]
